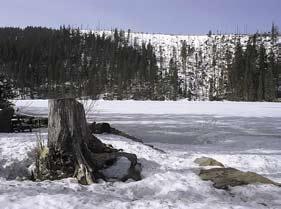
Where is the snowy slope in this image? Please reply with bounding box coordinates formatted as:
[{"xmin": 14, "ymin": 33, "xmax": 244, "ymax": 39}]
[{"xmin": 85, "ymin": 30, "xmax": 280, "ymax": 100}]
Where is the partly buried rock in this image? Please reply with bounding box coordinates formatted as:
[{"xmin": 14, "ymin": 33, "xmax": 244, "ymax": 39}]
[
  {"xmin": 91, "ymin": 151, "xmax": 142, "ymax": 182},
  {"xmin": 100, "ymin": 156, "xmax": 142, "ymax": 182},
  {"xmin": 0, "ymin": 107, "xmax": 14, "ymax": 132},
  {"xmin": 194, "ymin": 157, "xmax": 224, "ymax": 167},
  {"xmin": 88, "ymin": 122, "xmax": 143, "ymax": 143},
  {"xmin": 199, "ymin": 167, "xmax": 281, "ymax": 190},
  {"xmin": 89, "ymin": 122, "xmax": 111, "ymax": 134}
]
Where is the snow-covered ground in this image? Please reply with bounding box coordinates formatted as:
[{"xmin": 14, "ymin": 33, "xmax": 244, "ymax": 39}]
[{"xmin": 1, "ymin": 100, "xmax": 281, "ymax": 209}]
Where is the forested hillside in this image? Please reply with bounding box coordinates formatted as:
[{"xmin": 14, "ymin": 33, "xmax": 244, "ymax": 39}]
[
  {"xmin": 0, "ymin": 26, "xmax": 280, "ymax": 101},
  {"xmin": 121, "ymin": 27, "xmax": 281, "ymax": 101}
]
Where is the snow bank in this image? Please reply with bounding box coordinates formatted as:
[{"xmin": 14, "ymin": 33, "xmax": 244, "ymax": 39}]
[{"xmin": 0, "ymin": 133, "xmax": 281, "ymax": 209}]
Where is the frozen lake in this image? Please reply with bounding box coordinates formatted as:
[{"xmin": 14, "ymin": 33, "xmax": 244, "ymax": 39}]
[
  {"xmin": 93, "ymin": 113, "xmax": 281, "ymax": 150},
  {"xmin": 15, "ymin": 100, "xmax": 281, "ymax": 151}
]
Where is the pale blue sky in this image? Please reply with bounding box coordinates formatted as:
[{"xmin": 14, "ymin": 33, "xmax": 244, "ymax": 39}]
[{"xmin": 1, "ymin": 0, "xmax": 280, "ymax": 34}]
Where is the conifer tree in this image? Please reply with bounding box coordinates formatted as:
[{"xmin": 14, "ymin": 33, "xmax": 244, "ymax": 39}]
[
  {"xmin": 243, "ymin": 38, "xmax": 257, "ymax": 101},
  {"xmin": 169, "ymin": 47, "xmax": 179, "ymax": 100},
  {"xmin": 257, "ymin": 43, "xmax": 267, "ymax": 100},
  {"xmin": 181, "ymin": 40, "xmax": 188, "ymax": 97},
  {"xmin": 228, "ymin": 40, "xmax": 244, "ymax": 100},
  {"xmin": 0, "ymin": 74, "xmax": 16, "ymax": 108},
  {"xmin": 265, "ymin": 50, "xmax": 277, "ymax": 101}
]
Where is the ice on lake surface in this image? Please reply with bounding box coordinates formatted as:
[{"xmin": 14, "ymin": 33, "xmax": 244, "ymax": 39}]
[
  {"xmin": 1, "ymin": 100, "xmax": 281, "ymax": 209},
  {"xmin": 93, "ymin": 113, "xmax": 281, "ymax": 150}
]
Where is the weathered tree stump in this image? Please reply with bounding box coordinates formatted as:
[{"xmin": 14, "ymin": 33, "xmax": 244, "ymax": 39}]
[{"xmin": 35, "ymin": 98, "xmax": 141, "ymax": 184}]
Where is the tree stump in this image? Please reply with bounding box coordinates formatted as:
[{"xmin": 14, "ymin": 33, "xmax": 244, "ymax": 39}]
[{"xmin": 35, "ymin": 98, "xmax": 141, "ymax": 184}]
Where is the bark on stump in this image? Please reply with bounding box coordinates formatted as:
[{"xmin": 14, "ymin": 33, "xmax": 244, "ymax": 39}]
[{"xmin": 35, "ymin": 98, "xmax": 141, "ymax": 184}]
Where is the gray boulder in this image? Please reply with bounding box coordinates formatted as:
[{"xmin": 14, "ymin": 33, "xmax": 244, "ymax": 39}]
[
  {"xmin": 92, "ymin": 152, "xmax": 142, "ymax": 182},
  {"xmin": 100, "ymin": 157, "xmax": 142, "ymax": 182},
  {"xmin": 194, "ymin": 157, "xmax": 224, "ymax": 167},
  {"xmin": 199, "ymin": 167, "xmax": 281, "ymax": 190}
]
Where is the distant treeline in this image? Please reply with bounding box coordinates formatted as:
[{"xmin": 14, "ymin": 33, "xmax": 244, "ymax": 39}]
[
  {"xmin": 0, "ymin": 26, "xmax": 280, "ymax": 101},
  {"xmin": 0, "ymin": 26, "xmax": 163, "ymax": 99},
  {"xmin": 227, "ymin": 33, "xmax": 281, "ymax": 101}
]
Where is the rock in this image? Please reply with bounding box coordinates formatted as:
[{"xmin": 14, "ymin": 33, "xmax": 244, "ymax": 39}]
[
  {"xmin": 91, "ymin": 151, "xmax": 142, "ymax": 181},
  {"xmin": 194, "ymin": 157, "xmax": 224, "ymax": 167},
  {"xmin": 199, "ymin": 167, "xmax": 281, "ymax": 190},
  {"xmin": 89, "ymin": 122, "xmax": 111, "ymax": 134},
  {"xmin": 0, "ymin": 107, "xmax": 14, "ymax": 132},
  {"xmin": 100, "ymin": 157, "xmax": 142, "ymax": 182},
  {"xmin": 89, "ymin": 122, "xmax": 167, "ymax": 153},
  {"xmin": 88, "ymin": 122, "xmax": 143, "ymax": 143}
]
